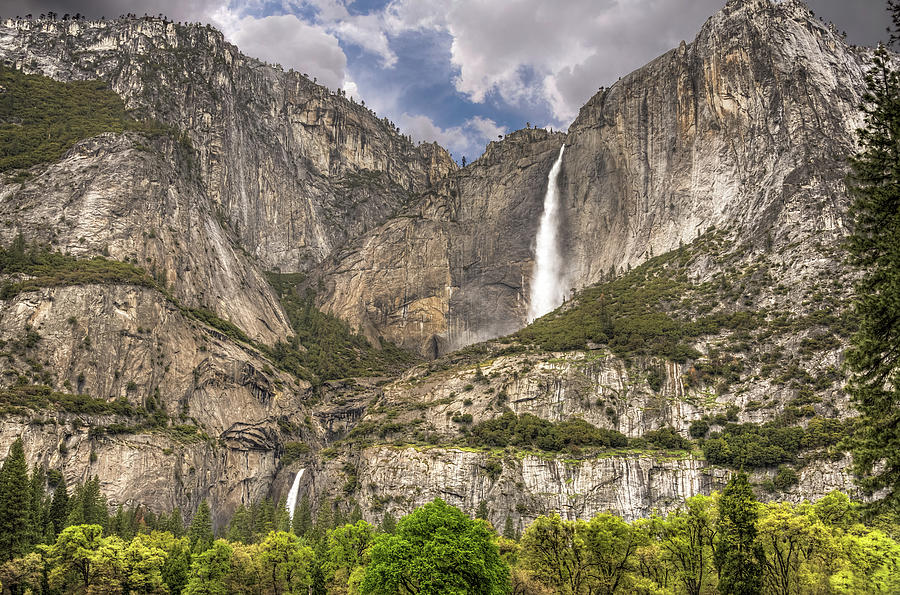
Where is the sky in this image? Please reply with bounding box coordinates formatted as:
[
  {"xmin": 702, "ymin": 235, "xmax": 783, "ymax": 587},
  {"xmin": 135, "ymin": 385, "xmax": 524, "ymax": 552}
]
[{"xmin": 1, "ymin": 0, "xmax": 890, "ymax": 161}]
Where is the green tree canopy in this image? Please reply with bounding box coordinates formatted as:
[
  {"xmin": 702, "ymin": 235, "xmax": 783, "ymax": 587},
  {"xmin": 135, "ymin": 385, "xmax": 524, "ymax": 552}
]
[
  {"xmin": 183, "ymin": 539, "xmax": 234, "ymax": 595},
  {"xmin": 360, "ymin": 498, "xmax": 510, "ymax": 595},
  {"xmin": 520, "ymin": 514, "xmax": 584, "ymax": 594},
  {"xmin": 188, "ymin": 500, "xmax": 214, "ymax": 553},
  {"xmin": 650, "ymin": 494, "xmax": 716, "ymax": 595},
  {"xmin": 41, "ymin": 524, "xmax": 106, "ymax": 592},
  {"xmin": 325, "ymin": 520, "xmax": 375, "ymax": 592},
  {"xmin": 257, "ymin": 530, "xmax": 315, "ymax": 595}
]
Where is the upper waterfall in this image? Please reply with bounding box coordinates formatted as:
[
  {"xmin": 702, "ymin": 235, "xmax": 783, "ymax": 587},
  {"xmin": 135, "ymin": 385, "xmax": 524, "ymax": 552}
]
[{"xmin": 527, "ymin": 144, "xmax": 567, "ymax": 322}]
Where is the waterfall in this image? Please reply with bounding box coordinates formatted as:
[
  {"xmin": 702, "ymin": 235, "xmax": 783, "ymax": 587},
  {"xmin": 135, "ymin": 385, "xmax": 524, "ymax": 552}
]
[
  {"xmin": 528, "ymin": 144, "xmax": 566, "ymax": 322},
  {"xmin": 284, "ymin": 468, "xmax": 305, "ymax": 520}
]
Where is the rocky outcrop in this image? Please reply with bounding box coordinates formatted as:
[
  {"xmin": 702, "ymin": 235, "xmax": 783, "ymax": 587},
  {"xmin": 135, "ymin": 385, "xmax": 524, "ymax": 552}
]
[
  {"xmin": 319, "ymin": 0, "xmax": 870, "ymax": 354},
  {"xmin": 561, "ymin": 0, "xmax": 868, "ymax": 286},
  {"xmin": 0, "ymin": 16, "xmax": 456, "ymax": 271},
  {"xmin": 0, "ymin": 421, "xmax": 280, "ymax": 529},
  {"xmin": 319, "ymin": 129, "xmax": 565, "ymax": 356},
  {"xmin": 0, "ymin": 281, "xmax": 318, "ymax": 525},
  {"xmin": 304, "ymin": 446, "xmax": 862, "ymax": 530},
  {"xmin": 0, "ymin": 132, "xmax": 291, "ymax": 344}
]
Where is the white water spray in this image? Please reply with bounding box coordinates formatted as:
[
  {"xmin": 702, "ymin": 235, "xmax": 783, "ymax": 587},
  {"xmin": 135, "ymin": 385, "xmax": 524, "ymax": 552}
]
[
  {"xmin": 528, "ymin": 144, "xmax": 566, "ymax": 322},
  {"xmin": 284, "ymin": 468, "xmax": 305, "ymax": 520}
]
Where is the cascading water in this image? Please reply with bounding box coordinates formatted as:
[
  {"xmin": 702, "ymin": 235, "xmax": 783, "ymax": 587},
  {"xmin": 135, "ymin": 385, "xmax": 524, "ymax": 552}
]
[
  {"xmin": 284, "ymin": 468, "xmax": 305, "ymax": 520},
  {"xmin": 528, "ymin": 144, "xmax": 567, "ymax": 322}
]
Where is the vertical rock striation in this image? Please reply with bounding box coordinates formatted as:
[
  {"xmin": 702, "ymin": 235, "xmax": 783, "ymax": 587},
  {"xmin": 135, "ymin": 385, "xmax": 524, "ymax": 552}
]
[{"xmin": 0, "ymin": 16, "xmax": 456, "ymax": 272}]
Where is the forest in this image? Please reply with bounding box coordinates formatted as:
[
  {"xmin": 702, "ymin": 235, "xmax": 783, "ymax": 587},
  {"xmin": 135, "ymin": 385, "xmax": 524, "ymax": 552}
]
[{"xmin": 0, "ymin": 436, "xmax": 896, "ymax": 594}]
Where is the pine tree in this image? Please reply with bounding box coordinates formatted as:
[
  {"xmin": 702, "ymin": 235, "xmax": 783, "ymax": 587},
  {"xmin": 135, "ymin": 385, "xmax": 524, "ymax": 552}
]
[
  {"xmin": 349, "ymin": 502, "xmax": 363, "ymax": 524},
  {"xmin": 143, "ymin": 507, "xmax": 157, "ymax": 532},
  {"xmin": 48, "ymin": 474, "xmax": 69, "ymax": 537},
  {"xmin": 67, "ymin": 477, "xmax": 109, "ymax": 528},
  {"xmin": 332, "ymin": 500, "xmax": 345, "ymax": 528},
  {"xmin": 273, "ymin": 496, "xmax": 291, "ymax": 533},
  {"xmin": 162, "ymin": 539, "xmax": 191, "ymax": 594},
  {"xmin": 111, "ymin": 504, "xmax": 138, "ymax": 540},
  {"xmin": 167, "ymin": 507, "xmax": 185, "ymax": 536},
  {"xmin": 29, "ymin": 465, "xmax": 48, "ymax": 545},
  {"xmin": 188, "ymin": 500, "xmax": 214, "ymax": 552},
  {"xmin": 313, "ymin": 498, "xmax": 333, "ymax": 544},
  {"xmin": 227, "ymin": 504, "xmax": 253, "ymax": 543},
  {"xmin": 379, "ymin": 511, "xmax": 396, "ymax": 534},
  {"xmin": 254, "ymin": 497, "xmax": 275, "ymax": 538},
  {"xmin": 503, "ymin": 515, "xmax": 516, "ymax": 540},
  {"xmin": 714, "ymin": 474, "xmax": 764, "ymax": 595},
  {"xmin": 292, "ymin": 494, "xmax": 312, "ymax": 537},
  {"xmin": 475, "ymin": 500, "xmax": 490, "ymax": 521},
  {"xmin": 846, "ymin": 4, "xmax": 900, "ymax": 506},
  {"xmin": 0, "ymin": 438, "xmax": 32, "ymax": 560}
]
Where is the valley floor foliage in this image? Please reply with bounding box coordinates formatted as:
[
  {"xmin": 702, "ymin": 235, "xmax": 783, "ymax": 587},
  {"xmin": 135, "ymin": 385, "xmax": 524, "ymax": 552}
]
[{"xmin": 0, "ymin": 435, "xmax": 897, "ymax": 595}]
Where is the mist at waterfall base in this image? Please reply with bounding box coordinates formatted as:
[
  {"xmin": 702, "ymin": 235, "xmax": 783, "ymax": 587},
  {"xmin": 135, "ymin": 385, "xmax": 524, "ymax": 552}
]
[
  {"xmin": 285, "ymin": 468, "xmax": 305, "ymax": 519},
  {"xmin": 528, "ymin": 145, "xmax": 567, "ymax": 323}
]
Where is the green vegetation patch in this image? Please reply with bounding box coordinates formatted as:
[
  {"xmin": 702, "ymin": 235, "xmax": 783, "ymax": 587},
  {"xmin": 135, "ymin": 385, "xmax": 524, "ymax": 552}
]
[
  {"xmin": 0, "ymin": 238, "xmax": 158, "ymax": 299},
  {"xmin": 186, "ymin": 306, "xmax": 251, "ymax": 344},
  {"xmin": 0, "ymin": 383, "xmax": 205, "ymax": 442},
  {"xmin": 702, "ymin": 416, "xmax": 851, "ymax": 468},
  {"xmin": 0, "ymin": 65, "xmax": 164, "ymax": 172},
  {"xmin": 281, "ymin": 441, "xmax": 311, "ymax": 465},
  {"xmin": 0, "ymin": 384, "xmax": 138, "ymax": 416},
  {"xmin": 263, "ymin": 272, "xmax": 420, "ymax": 385},
  {"xmin": 468, "ymin": 411, "xmax": 628, "ymax": 453},
  {"xmin": 513, "ymin": 234, "xmax": 765, "ymax": 362}
]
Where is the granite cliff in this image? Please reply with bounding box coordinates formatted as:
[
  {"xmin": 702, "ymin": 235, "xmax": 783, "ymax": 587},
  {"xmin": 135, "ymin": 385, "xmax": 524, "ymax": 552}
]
[
  {"xmin": 320, "ymin": 0, "xmax": 868, "ymax": 358},
  {"xmin": 0, "ymin": 0, "xmax": 879, "ymax": 528}
]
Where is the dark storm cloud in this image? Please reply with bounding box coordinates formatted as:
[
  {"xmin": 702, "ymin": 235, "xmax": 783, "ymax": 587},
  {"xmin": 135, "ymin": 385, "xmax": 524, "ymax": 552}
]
[
  {"xmin": 0, "ymin": 0, "xmax": 217, "ymax": 21},
  {"xmin": 807, "ymin": 0, "xmax": 889, "ymax": 47},
  {"xmin": 2, "ymin": 1, "xmax": 890, "ymax": 46}
]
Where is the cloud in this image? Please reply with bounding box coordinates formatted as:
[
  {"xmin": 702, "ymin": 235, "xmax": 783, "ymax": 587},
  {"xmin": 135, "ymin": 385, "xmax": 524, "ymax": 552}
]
[
  {"xmin": 398, "ymin": 113, "xmax": 506, "ymax": 161},
  {"xmin": 285, "ymin": 0, "xmax": 398, "ymax": 67},
  {"xmin": 385, "ymin": 0, "xmax": 724, "ymax": 124},
  {"xmin": 217, "ymin": 13, "xmax": 348, "ymax": 90},
  {"xmin": 5, "ymin": 0, "xmax": 885, "ymax": 137},
  {"xmin": 333, "ymin": 13, "xmax": 397, "ymax": 67}
]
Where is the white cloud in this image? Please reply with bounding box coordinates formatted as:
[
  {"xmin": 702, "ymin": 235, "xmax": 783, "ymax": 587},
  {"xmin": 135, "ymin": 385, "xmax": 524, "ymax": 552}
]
[
  {"xmin": 210, "ymin": 0, "xmax": 730, "ymax": 130},
  {"xmin": 333, "ymin": 13, "xmax": 397, "ymax": 68},
  {"xmin": 284, "ymin": 0, "xmax": 398, "ymax": 67},
  {"xmin": 383, "ymin": 0, "xmax": 446, "ymax": 33},
  {"xmin": 342, "ymin": 79, "xmax": 360, "ymax": 100},
  {"xmin": 386, "ymin": 0, "xmax": 724, "ymax": 124},
  {"xmin": 215, "ymin": 12, "xmax": 348, "ymax": 90},
  {"xmin": 468, "ymin": 115, "xmax": 506, "ymax": 141},
  {"xmin": 397, "ymin": 113, "xmax": 506, "ymax": 161}
]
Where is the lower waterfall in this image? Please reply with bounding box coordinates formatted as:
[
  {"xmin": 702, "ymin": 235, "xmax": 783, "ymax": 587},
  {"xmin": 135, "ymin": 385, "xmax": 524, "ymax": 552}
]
[{"xmin": 285, "ymin": 468, "xmax": 305, "ymax": 519}]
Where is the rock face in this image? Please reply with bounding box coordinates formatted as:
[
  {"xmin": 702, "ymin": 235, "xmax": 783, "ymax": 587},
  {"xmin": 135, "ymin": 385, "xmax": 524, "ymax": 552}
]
[
  {"xmin": 0, "ymin": 132, "xmax": 291, "ymax": 344},
  {"xmin": 561, "ymin": 0, "xmax": 867, "ymax": 286},
  {"xmin": 0, "ymin": 282, "xmax": 316, "ymax": 525},
  {"xmin": 320, "ymin": 0, "xmax": 869, "ymax": 355},
  {"xmin": 320, "ymin": 129, "xmax": 565, "ymax": 356},
  {"xmin": 0, "ymin": 16, "xmax": 455, "ymax": 272},
  {"xmin": 307, "ymin": 446, "xmax": 860, "ymax": 530},
  {"xmin": 0, "ymin": 0, "xmax": 879, "ymax": 527}
]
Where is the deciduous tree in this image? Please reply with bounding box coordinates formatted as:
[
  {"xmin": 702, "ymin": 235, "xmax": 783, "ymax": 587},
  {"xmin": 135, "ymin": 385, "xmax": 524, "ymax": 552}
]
[{"xmin": 360, "ymin": 498, "xmax": 509, "ymax": 594}]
